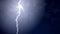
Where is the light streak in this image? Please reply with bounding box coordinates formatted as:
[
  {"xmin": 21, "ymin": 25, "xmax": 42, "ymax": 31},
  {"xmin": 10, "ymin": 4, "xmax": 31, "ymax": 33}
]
[{"xmin": 15, "ymin": 0, "xmax": 23, "ymax": 34}]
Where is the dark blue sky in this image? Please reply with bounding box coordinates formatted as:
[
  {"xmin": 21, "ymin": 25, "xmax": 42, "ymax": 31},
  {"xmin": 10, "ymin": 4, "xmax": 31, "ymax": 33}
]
[{"xmin": 0, "ymin": 0, "xmax": 60, "ymax": 34}]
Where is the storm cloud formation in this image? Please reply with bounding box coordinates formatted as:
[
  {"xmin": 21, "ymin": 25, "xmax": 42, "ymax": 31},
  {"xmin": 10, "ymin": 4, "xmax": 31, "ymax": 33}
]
[{"xmin": 0, "ymin": 0, "xmax": 60, "ymax": 34}]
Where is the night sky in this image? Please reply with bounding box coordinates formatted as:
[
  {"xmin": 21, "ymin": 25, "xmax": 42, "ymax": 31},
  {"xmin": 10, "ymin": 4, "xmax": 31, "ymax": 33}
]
[{"xmin": 0, "ymin": 0, "xmax": 60, "ymax": 34}]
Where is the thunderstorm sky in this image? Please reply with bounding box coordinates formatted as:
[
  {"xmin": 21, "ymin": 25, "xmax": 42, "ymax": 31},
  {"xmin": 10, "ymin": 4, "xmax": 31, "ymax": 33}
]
[{"xmin": 1, "ymin": 0, "xmax": 60, "ymax": 34}]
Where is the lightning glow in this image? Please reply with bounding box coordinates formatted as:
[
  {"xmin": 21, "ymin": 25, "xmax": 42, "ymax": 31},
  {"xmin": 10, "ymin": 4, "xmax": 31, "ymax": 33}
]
[{"xmin": 15, "ymin": 0, "xmax": 23, "ymax": 34}]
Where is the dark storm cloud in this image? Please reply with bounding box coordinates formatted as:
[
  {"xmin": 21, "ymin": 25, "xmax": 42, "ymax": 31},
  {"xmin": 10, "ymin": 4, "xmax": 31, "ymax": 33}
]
[{"xmin": 0, "ymin": 0, "xmax": 60, "ymax": 34}]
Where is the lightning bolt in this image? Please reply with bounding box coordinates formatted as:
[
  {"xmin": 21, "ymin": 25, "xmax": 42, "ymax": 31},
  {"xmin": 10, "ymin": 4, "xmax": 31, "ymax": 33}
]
[{"xmin": 15, "ymin": 0, "xmax": 23, "ymax": 34}]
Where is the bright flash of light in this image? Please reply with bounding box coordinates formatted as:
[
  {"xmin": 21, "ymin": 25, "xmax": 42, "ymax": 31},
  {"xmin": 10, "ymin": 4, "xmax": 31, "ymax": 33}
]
[{"xmin": 15, "ymin": 0, "xmax": 23, "ymax": 34}]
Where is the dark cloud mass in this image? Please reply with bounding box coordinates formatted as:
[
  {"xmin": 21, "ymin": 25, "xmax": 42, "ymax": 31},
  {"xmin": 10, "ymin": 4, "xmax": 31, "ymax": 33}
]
[{"xmin": 0, "ymin": 0, "xmax": 60, "ymax": 34}]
